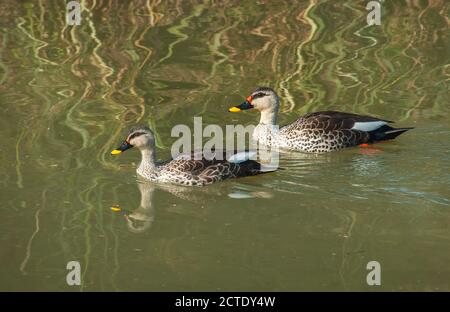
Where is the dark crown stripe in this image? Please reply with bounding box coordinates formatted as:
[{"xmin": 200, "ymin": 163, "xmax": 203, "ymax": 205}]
[
  {"xmin": 254, "ymin": 86, "xmax": 275, "ymax": 93},
  {"xmin": 128, "ymin": 132, "xmax": 146, "ymax": 140}
]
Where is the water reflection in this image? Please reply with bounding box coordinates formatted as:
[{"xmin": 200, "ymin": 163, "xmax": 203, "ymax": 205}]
[
  {"xmin": 124, "ymin": 181, "xmax": 156, "ymax": 234},
  {"xmin": 118, "ymin": 178, "xmax": 275, "ymax": 234},
  {"xmin": 1, "ymin": 0, "xmax": 449, "ymax": 291}
]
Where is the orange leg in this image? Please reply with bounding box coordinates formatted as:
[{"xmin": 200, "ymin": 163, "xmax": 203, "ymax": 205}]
[{"xmin": 358, "ymin": 143, "xmax": 383, "ymax": 154}]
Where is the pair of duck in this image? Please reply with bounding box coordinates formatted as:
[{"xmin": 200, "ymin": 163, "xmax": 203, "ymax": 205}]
[{"xmin": 111, "ymin": 87, "xmax": 412, "ymax": 186}]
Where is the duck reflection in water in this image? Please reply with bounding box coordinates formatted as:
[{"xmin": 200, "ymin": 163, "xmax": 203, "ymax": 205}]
[
  {"xmin": 115, "ymin": 178, "xmax": 274, "ymax": 234},
  {"xmin": 122, "ymin": 181, "xmax": 156, "ymax": 234}
]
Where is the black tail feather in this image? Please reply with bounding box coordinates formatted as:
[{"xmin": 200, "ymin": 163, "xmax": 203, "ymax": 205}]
[{"xmin": 369, "ymin": 125, "xmax": 413, "ymax": 142}]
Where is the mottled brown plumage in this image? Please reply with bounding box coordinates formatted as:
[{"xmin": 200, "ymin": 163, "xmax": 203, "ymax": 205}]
[
  {"xmin": 112, "ymin": 127, "xmax": 270, "ymax": 186},
  {"xmin": 229, "ymin": 88, "xmax": 413, "ymax": 153},
  {"xmin": 295, "ymin": 111, "xmax": 392, "ymax": 131}
]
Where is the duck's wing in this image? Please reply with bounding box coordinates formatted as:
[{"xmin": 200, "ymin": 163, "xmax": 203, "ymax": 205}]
[
  {"xmin": 196, "ymin": 160, "xmax": 263, "ymax": 185},
  {"xmin": 285, "ymin": 111, "xmax": 392, "ymax": 132},
  {"xmin": 168, "ymin": 149, "xmax": 269, "ymax": 179},
  {"xmin": 173, "ymin": 149, "xmax": 257, "ymax": 165},
  {"xmin": 169, "ymin": 149, "xmax": 235, "ymax": 174},
  {"xmin": 167, "ymin": 156, "xmax": 218, "ymax": 174}
]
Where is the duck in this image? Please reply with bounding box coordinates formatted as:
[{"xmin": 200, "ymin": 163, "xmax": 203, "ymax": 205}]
[
  {"xmin": 111, "ymin": 126, "xmax": 270, "ymax": 186},
  {"xmin": 228, "ymin": 87, "xmax": 413, "ymax": 153}
]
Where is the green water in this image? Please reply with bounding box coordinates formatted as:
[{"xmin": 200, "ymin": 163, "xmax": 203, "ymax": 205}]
[{"xmin": 0, "ymin": 1, "xmax": 449, "ymax": 291}]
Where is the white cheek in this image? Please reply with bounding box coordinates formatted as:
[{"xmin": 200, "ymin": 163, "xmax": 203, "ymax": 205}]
[
  {"xmin": 131, "ymin": 138, "xmax": 143, "ymax": 147},
  {"xmin": 130, "ymin": 138, "xmax": 139, "ymax": 145},
  {"xmin": 254, "ymin": 99, "xmax": 268, "ymax": 110}
]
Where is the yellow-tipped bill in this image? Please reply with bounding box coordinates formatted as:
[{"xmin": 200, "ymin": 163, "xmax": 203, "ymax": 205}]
[
  {"xmin": 228, "ymin": 98, "xmax": 254, "ymax": 112},
  {"xmin": 111, "ymin": 140, "xmax": 133, "ymax": 155}
]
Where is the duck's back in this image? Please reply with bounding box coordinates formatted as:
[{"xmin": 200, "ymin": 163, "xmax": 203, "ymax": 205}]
[
  {"xmin": 278, "ymin": 111, "xmax": 394, "ymax": 152},
  {"xmin": 156, "ymin": 149, "xmax": 266, "ymax": 186},
  {"xmin": 283, "ymin": 111, "xmax": 392, "ymax": 132}
]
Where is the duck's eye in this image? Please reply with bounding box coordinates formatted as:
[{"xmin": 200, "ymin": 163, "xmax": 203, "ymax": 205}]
[
  {"xmin": 129, "ymin": 132, "xmax": 145, "ymax": 140},
  {"xmin": 253, "ymin": 92, "xmax": 266, "ymax": 99}
]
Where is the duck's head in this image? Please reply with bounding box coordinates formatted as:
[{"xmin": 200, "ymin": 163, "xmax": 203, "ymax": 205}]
[
  {"xmin": 111, "ymin": 126, "xmax": 155, "ymax": 155},
  {"xmin": 125, "ymin": 211, "xmax": 154, "ymax": 234},
  {"xmin": 229, "ymin": 87, "xmax": 279, "ymax": 113}
]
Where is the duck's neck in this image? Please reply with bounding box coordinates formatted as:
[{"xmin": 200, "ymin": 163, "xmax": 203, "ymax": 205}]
[
  {"xmin": 138, "ymin": 148, "xmax": 157, "ymax": 174},
  {"xmin": 259, "ymin": 109, "xmax": 278, "ymax": 126},
  {"xmin": 138, "ymin": 182, "xmax": 155, "ymax": 212},
  {"xmin": 254, "ymin": 109, "xmax": 280, "ymax": 146}
]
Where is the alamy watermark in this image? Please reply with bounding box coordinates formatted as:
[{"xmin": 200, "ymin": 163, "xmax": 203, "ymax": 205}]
[
  {"xmin": 66, "ymin": 261, "xmax": 81, "ymax": 286},
  {"xmin": 169, "ymin": 117, "xmax": 279, "ymax": 170},
  {"xmin": 366, "ymin": 1, "xmax": 381, "ymax": 26},
  {"xmin": 366, "ymin": 261, "xmax": 381, "ymax": 286},
  {"xmin": 66, "ymin": 1, "xmax": 81, "ymax": 26}
]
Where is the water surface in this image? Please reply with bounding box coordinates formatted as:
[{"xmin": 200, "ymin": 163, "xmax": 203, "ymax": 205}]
[{"xmin": 0, "ymin": 1, "xmax": 449, "ymax": 291}]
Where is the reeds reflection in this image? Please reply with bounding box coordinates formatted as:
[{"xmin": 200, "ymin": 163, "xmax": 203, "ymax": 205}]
[{"xmin": 0, "ymin": 0, "xmax": 449, "ymax": 291}]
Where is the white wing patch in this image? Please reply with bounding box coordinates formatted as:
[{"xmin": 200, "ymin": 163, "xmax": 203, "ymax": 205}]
[
  {"xmin": 227, "ymin": 151, "xmax": 257, "ymax": 163},
  {"xmin": 352, "ymin": 121, "xmax": 387, "ymax": 132}
]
